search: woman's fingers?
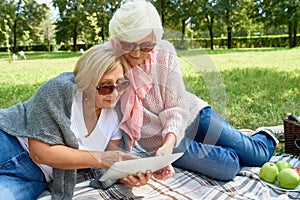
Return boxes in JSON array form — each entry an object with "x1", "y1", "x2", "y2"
[
  {"x1": 136, "y1": 170, "x2": 152, "y2": 185},
  {"x1": 153, "y1": 165, "x2": 174, "y2": 180},
  {"x1": 121, "y1": 171, "x2": 152, "y2": 187}
]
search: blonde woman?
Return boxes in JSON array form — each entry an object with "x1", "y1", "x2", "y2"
[{"x1": 0, "y1": 44, "x2": 151, "y2": 199}]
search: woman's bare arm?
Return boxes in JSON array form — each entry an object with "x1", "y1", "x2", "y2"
[{"x1": 28, "y1": 138, "x2": 137, "y2": 170}]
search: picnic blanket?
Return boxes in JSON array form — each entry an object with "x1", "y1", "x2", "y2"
[{"x1": 38, "y1": 153, "x2": 300, "y2": 200}]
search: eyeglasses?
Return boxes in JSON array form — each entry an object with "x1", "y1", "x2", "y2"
[
  {"x1": 119, "y1": 41, "x2": 156, "y2": 52},
  {"x1": 96, "y1": 79, "x2": 130, "y2": 95}
]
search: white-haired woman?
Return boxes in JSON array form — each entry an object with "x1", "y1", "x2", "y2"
[
  {"x1": 108, "y1": 0, "x2": 279, "y2": 181},
  {"x1": 0, "y1": 44, "x2": 152, "y2": 200}
]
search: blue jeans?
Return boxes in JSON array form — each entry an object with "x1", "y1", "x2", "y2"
[
  {"x1": 173, "y1": 107, "x2": 275, "y2": 181},
  {"x1": 0, "y1": 130, "x2": 47, "y2": 200}
]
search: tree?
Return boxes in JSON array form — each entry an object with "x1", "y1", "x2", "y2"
[
  {"x1": 154, "y1": 0, "x2": 197, "y2": 49},
  {"x1": 0, "y1": 0, "x2": 48, "y2": 53},
  {"x1": 253, "y1": 0, "x2": 300, "y2": 48},
  {"x1": 216, "y1": 0, "x2": 239, "y2": 49},
  {"x1": 193, "y1": 0, "x2": 218, "y2": 50},
  {"x1": 53, "y1": 0, "x2": 121, "y2": 51},
  {"x1": 0, "y1": 1, "x2": 14, "y2": 54},
  {"x1": 84, "y1": 0, "x2": 121, "y2": 44},
  {"x1": 39, "y1": 11, "x2": 56, "y2": 51},
  {"x1": 53, "y1": 0, "x2": 88, "y2": 52},
  {"x1": 282, "y1": 0, "x2": 299, "y2": 48}
]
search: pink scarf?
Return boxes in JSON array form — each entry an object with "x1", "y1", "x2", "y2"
[{"x1": 120, "y1": 52, "x2": 155, "y2": 150}]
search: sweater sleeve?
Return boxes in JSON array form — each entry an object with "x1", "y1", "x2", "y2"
[{"x1": 156, "y1": 41, "x2": 190, "y2": 146}]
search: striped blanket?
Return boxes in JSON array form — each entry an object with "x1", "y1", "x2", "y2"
[{"x1": 39, "y1": 153, "x2": 300, "y2": 200}]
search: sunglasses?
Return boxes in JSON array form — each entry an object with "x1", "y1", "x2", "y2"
[
  {"x1": 96, "y1": 79, "x2": 130, "y2": 95},
  {"x1": 119, "y1": 41, "x2": 156, "y2": 52}
]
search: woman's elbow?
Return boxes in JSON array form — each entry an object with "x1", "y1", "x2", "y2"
[
  {"x1": 29, "y1": 150, "x2": 46, "y2": 164},
  {"x1": 28, "y1": 139, "x2": 50, "y2": 164}
]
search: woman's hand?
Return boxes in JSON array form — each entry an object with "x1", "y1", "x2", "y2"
[
  {"x1": 156, "y1": 132, "x2": 176, "y2": 156},
  {"x1": 118, "y1": 171, "x2": 152, "y2": 187},
  {"x1": 153, "y1": 165, "x2": 175, "y2": 180},
  {"x1": 153, "y1": 133, "x2": 176, "y2": 180},
  {"x1": 92, "y1": 150, "x2": 140, "y2": 169}
]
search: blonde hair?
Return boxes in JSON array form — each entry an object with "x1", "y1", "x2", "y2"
[
  {"x1": 73, "y1": 44, "x2": 127, "y2": 92},
  {"x1": 109, "y1": 0, "x2": 163, "y2": 43}
]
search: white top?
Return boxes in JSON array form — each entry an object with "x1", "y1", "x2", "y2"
[
  {"x1": 17, "y1": 91, "x2": 122, "y2": 182},
  {"x1": 70, "y1": 91, "x2": 122, "y2": 151}
]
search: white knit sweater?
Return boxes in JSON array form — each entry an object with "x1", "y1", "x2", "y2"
[{"x1": 135, "y1": 40, "x2": 209, "y2": 152}]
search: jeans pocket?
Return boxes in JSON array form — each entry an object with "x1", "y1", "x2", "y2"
[
  {"x1": 0, "y1": 160, "x2": 15, "y2": 170},
  {"x1": 0, "y1": 151, "x2": 28, "y2": 171}
]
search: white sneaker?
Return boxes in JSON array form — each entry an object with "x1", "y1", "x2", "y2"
[{"x1": 254, "y1": 125, "x2": 284, "y2": 146}]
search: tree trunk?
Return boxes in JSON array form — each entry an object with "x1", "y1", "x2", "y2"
[
  {"x1": 13, "y1": 19, "x2": 17, "y2": 53},
  {"x1": 180, "y1": 19, "x2": 186, "y2": 49},
  {"x1": 161, "y1": 0, "x2": 165, "y2": 27},
  {"x1": 48, "y1": 40, "x2": 51, "y2": 52},
  {"x1": 293, "y1": 28, "x2": 297, "y2": 48},
  {"x1": 13, "y1": 0, "x2": 22, "y2": 54},
  {"x1": 227, "y1": 26, "x2": 232, "y2": 49},
  {"x1": 101, "y1": 24, "x2": 105, "y2": 42},
  {"x1": 293, "y1": 19, "x2": 297, "y2": 48},
  {"x1": 207, "y1": 15, "x2": 214, "y2": 50},
  {"x1": 225, "y1": 5, "x2": 232, "y2": 49},
  {"x1": 73, "y1": 25, "x2": 77, "y2": 52},
  {"x1": 73, "y1": 5, "x2": 78, "y2": 52},
  {"x1": 288, "y1": 22, "x2": 293, "y2": 48}
]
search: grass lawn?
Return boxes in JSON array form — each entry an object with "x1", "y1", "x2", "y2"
[
  {"x1": 0, "y1": 51, "x2": 80, "y2": 108},
  {"x1": 0, "y1": 47, "x2": 299, "y2": 153},
  {"x1": 177, "y1": 48, "x2": 300, "y2": 130}
]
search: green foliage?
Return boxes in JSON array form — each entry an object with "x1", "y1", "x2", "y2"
[
  {"x1": 252, "y1": 0, "x2": 300, "y2": 48},
  {"x1": 1, "y1": 0, "x2": 300, "y2": 51},
  {"x1": 167, "y1": 35, "x2": 300, "y2": 49},
  {"x1": 0, "y1": 0, "x2": 48, "y2": 52},
  {"x1": 53, "y1": 0, "x2": 121, "y2": 50}
]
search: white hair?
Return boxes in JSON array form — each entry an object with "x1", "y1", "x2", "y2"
[{"x1": 109, "y1": 0, "x2": 164, "y2": 43}]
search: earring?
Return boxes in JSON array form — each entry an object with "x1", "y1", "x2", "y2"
[{"x1": 83, "y1": 93, "x2": 88, "y2": 101}]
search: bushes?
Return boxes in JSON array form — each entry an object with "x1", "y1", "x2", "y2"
[
  {"x1": 0, "y1": 44, "x2": 54, "y2": 52},
  {"x1": 0, "y1": 35, "x2": 299, "y2": 52},
  {"x1": 169, "y1": 35, "x2": 299, "y2": 49}
]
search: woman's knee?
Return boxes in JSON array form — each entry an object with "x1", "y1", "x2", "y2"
[
  {"x1": 174, "y1": 147, "x2": 241, "y2": 181},
  {"x1": 209, "y1": 150, "x2": 241, "y2": 181}
]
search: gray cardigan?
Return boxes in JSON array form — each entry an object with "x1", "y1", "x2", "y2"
[{"x1": 0, "y1": 72, "x2": 130, "y2": 199}]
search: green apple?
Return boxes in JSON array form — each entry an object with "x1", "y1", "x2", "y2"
[
  {"x1": 276, "y1": 160, "x2": 292, "y2": 172},
  {"x1": 277, "y1": 168, "x2": 300, "y2": 189},
  {"x1": 260, "y1": 162, "x2": 279, "y2": 183}
]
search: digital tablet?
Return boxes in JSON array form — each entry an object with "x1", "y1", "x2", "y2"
[{"x1": 99, "y1": 152, "x2": 184, "y2": 181}]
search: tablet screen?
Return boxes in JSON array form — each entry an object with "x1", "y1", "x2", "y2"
[{"x1": 99, "y1": 153, "x2": 184, "y2": 181}]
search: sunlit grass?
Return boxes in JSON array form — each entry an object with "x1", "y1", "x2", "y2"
[
  {"x1": 0, "y1": 52, "x2": 79, "y2": 107},
  {"x1": 178, "y1": 47, "x2": 300, "y2": 130}
]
